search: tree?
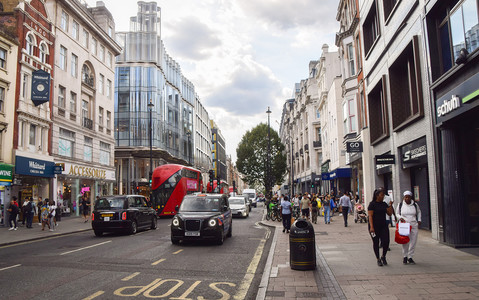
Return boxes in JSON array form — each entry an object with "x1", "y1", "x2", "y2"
[{"x1": 236, "y1": 123, "x2": 287, "y2": 194}]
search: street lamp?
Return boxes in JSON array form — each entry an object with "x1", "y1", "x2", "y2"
[
  {"x1": 148, "y1": 99, "x2": 154, "y2": 187},
  {"x1": 266, "y1": 106, "x2": 271, "y2": 199},
  {"x1": 291, "y1": 138, "x2": 294, "y2": 198},
  {"x1": 186, "y1": 130, "x2": 191, "y2": 165}
]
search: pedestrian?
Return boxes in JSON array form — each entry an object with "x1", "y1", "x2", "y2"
[
  {"x1": 292, "y1": 194, "x2": 300, "y2": 219},
  {"x1": 81, "y1": 195, "x2": 90, "y2": 222},
  {"x1": 322, "y1": 195, "x2": 331, "y2": 224},
  {"x1": 26, "y1": 197, "x2": 36, "y2": 228},
  {"x1": 8, "y1": 197, "x2": 19, "y2": 230},
  {"x1": 40, "y1": 199, "x2": 50, "y2": 231},
  {"x1": 280, "y1": 196, "x2": 292, "y2": 233},
  {"x1": 339, "y1": 192, "x2": 352, "y2": 227},
  {"x1": 37, "y1": 197, "x2": 43, "y2": 225},
  {"x1": 300, "y1": 193, "x2": 311, "y2": 220},
  {"x1": 48, "y1": 199, "x2": 57, "y2": 231},
  {"x1": 21, "y1": 198, "x2": 29, "y2": 226},
  {"x1": 311, "y1": 195, "x2": 320, "y2": 224},
  {"x1": 368, "y1": 189, "x2": 394, "y2": 266},
  {"x1": 396, "y1": 191, "x2": 422, "y2": 265}
]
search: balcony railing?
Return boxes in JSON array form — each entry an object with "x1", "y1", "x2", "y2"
[
  {"x1": 304, "y1": 144, "x2": 309, "y2": 152},
  {"x1": 300, "y1": 148, "x2": 304, "y2": 156},
  {"x1": 83, "y1": 117, "x2": 93, "y2": 130},
  {"x1": 313, "y1": 140, "x2": 322, "y2": 148}
]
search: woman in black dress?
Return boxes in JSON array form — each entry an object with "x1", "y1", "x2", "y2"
[{"x1": 368, "y1": 189, "x2": 394, "y2": 266}]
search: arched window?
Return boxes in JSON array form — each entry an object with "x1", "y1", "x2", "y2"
[
  {"x1": 82, "y1": 64, "x2": 94, "y2": 87},
  {"x1": 39, "y1": 42, "x2": 48, "y2": 63},
  {"x1": 26, "y1": 34, "x2": 35, "y2": 56}
]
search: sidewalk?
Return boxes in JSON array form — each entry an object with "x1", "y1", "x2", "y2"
[
  {"x1": 259, "y1": 210, "x2": 479, "y2": 300},
  {"x1": 0, "y1": 215, "x2": 92, "y2": 247}
]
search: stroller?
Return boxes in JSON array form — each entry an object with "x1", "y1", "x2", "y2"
[{"x1": 354, "y1": 203, "x2": 367, "y2": 223}]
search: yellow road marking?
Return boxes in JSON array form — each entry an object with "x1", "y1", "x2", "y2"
[
  {"x1": 233, "y1": 239, "x2": 266, "y2": 299},
  {"x1": 173, "y1": 249, "x2": 183, "y2": 255},
  {"x1": 122, "y1": 272, "x2": 140, "y2": 281},
  {"x1": 82, "y1": 291, "x2": 104, "y2": 300},
  {"x1": 151, "y1": 258, "x2": 166, "y2": 265}
]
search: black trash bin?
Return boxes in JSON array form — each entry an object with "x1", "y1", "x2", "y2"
[{"x1": 290, "y1": 218, "x2": 316, "y2": 270}]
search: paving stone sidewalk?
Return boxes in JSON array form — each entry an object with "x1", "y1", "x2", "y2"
[{"x1": 260, "y1": 209, "x2": 479, "y2": 300}]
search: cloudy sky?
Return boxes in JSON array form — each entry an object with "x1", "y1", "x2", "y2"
[{"x1": 86, "y1": 0, "x2": 339, "y2": 162}]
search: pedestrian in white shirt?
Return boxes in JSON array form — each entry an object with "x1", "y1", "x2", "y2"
[
  {"x1": 396, "y1": 191, "x2": 422, "y2": 265},
  {"x1": 48, "y1": 199, "x2": 57, "y2": 231}
]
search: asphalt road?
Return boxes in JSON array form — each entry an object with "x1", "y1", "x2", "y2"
[{"x1": 0, "y1": 204, "x2": 272, "y2": 300}]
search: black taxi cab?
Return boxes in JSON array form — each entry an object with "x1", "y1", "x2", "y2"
[
  {"x1": 171, "y1": 194, "x2": 232, "y2": 245},
  {"x1": 92, "y1": 195, "x2": 157, "y2": 236}
]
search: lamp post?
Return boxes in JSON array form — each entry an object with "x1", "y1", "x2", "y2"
[
  {"x1": 186, "y1": 130, "x2": 191, "y2": 165},
  {"x1": 266, "y1": 106, "x2": 271, "y2": 199},
  {"x1": 291, "y1": 139, "x2": 294, "y2": 198},
  {"x1": 148, "y1": 99, "x2": 154, "y2": 188}
]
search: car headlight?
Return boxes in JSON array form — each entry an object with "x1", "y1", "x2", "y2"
[
  {"x1": 172, "y1": 218, "x2": 180, "y2": 227},
  {"x1": 208, "y1": 219, "x2": 217, "y2": 227}
]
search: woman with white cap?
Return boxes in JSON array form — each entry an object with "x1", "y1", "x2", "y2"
[{"x1": 396, "y1": 190, "x2": 422, "y2": 265}]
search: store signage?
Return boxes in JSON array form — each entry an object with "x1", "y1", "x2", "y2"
[
  {"x1": 15, "y1": 156, "x2": 55, "y2": 178},
  {"x1": 400, "y1": 137, "x2": 427, "y2": 168},
  {"x1": 31, "y1": 69, "x2": 51, "y2": 106},
  {"x1": 346, "y1": 141, "x2": 363, "y2": 153},
  {"x1": 53, "y1": 166, "x2": 63, "y2": 174},
  {"x1": 375, "y1": 154, "x2": 395, "y2": 165},
  {"x1": 60, "y1": 162, "x2": 115, "y2": 180},
  {"x1": 0, "y1": 164, "x2": 13, "y2": 182},
  {"x1": 437, "y1": 95, "x2": 460, "y2": 118}
]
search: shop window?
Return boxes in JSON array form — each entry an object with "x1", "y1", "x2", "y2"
[
  {"x1": 363, "y1": 1, "x2": 380, "y2": 57},
  {"x1": 383, "y1": 0, "x2": 400, "y2": 22},
  {"x1": 368, "y1": 76, "x2": 389, "y2": 144},
  {"x1": 389, "y1": 36, "x2": 424, "y2": 131},
  {"x1": 59, "y1": 128, "x2": 75, "y2": 158},
  {"x1": 58, "y1": 86, "x2": 65, "y2": 109},
  {"x1": 60, "y1": 46, "x2": 67, "y2": 71}
]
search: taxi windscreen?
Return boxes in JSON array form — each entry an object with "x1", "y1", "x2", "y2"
[
  {"x1": 180, "y1": 197, "x2": 220, "y2": 212},
  {"x1": 228, "y1": 198, "x2": 244, "y2": 205},
  {"x1": 95, "y1": 198, "x2": 126, "y2": 210}
]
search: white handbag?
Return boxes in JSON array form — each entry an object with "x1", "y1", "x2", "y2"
[{"x1": 398, "y1": 222, "x2": 411, "y2": 236}]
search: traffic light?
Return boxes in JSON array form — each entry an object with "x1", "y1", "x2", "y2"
[
  {"x1": 208, "y1": 170, "x2": 214, "y2": 190},
  {"x1": 311, "y1": 183, "x2": 315, "y2": 188}
]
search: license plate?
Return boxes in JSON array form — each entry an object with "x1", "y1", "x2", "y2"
[
  {"x1": 185, "y1": 231, "x2": 200, "y2": 237},
  {"x1": 102, "y1": 214, "x2": 113, "y2": 217},
  {"x1": 104, "y1": 217, "x2": 110, "y2": 222}
]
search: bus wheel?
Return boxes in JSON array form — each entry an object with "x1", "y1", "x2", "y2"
[{"x1": 151, "y1": 217, "x2": 158, "y2": 230}]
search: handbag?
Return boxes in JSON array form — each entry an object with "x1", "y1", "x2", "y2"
[
  {"x1": 398, "y1": 222, "x2": 411, "y2": 236},
  {"x1": 395, "y1": 223, "x2": 410, "y2": 244}
]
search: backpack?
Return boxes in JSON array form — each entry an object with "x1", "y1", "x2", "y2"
[
  {"x1": 24, "y1": 201, "x2": 32, "y2": 213},
  {"x1": 399, "y1": 201, "x2": 418, "y2": 220},
  {"x1": 311, "y1": 199, "x2": 318, "y2": 207}
]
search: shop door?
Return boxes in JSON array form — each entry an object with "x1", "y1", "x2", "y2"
[{"x1": 411, "y1": 166, "x2": 431, "y2": 230}]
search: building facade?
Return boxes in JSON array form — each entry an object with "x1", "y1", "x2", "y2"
[
  {"x1": 45, "y1": 0, "x2": 121, "y2": 215},
  {"x1": 194, "y1": 95, "x2": 212, "y2": 174},
  {"x1": 211, "y1": 120, "x2": 226, "y2": 182},
  {"x1": 114, "y1": 2, "x2": 195, "y2": 196}
]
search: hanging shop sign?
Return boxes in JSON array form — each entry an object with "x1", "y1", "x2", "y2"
[
  {"x1": 329, "y1": 168, "x2": 352, "y2": 179},
  {"x1": 31, "y1": 69, "x2": 51, "y2": 106},
  {"x1": 0, "y1": 163, "x2": 14, "y2": 186},
  {"x1": 15, "y1": 156, "x2": 55, "y2": 178},
  {"x1": 375, "y1": 154, "x2": 394, "y2": 175},
  {"x1": 346, "y1": 141, "x2": 363, "y2": 153},
  {"x1": 400, "y1": 137, "x2": 427, "y2": 169}
]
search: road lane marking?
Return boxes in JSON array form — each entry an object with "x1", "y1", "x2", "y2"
[
  {"x1": 0, "y1": 264, "x2": 21, "y2": 271},
  {"x1": 60, "y1": 240, "x2": 112, "y2": 255},
  {"x1": 122, "y1": 272, "x2": 140, "y2": 281},
  {"x1": 151, "y1": 258, "x2": 166, "y2": 266},
  {"x1": 233, "y1": 239, "x2": 266, "y2": 300},
  {"x1": 173, "y1": 249, "x2": 183, "y2": 255},
  {"x1": 82, "y1": 291, "x2": 104, "y2": 300}
]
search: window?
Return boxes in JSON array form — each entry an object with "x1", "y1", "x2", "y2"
[
  {"x1": 99, "y1": 106, "x2": 104, "y2": 126},
  {"x1": 22, "y1": 74, "x2": 29, "y2": 99},
  {"x1": 72, "y1": 20, "x2": 79, "y2": 40},
  {"x1": 70, "y1": 92, "x2": 77, "y2": 113},
  {"x1": 355, "y1": 35, "x2": 362, "y2": 72},
  {"x1": 0, "y1": 48, "x2": 6, "y2": 69},
  {"x1": 60, "y1": 46, "x2": 67, "y2": 70},
  {"x1": 91, "y1": 38, "x2": 97, "y2": 55},
  {"x1": 347, "y1": 43, "x2": 355, "y2": 76},
  {"x1": 363, "y1": 1, "x2": 380, "y2": 56},
  {"x1": 61, "y1": 11, "x2": 69, "y2": 31},
  {"x1": 360, "y1": 91, "x2": 367, "y2": 128},
  {"x1": 26, "y1": 34, "x2": 35, "y2": 56},
  {"x1": 84, "y1": 136, "x2": 93, "y2": 162},
  {"x1": 99, "y1": 74, "x2": 104, "y2": 94},
  {"x1": 389, "y1": 36, "x2": 423, "y2": 130},
  {"x1": 108, "y1": 26, "x2": 113, "y2": 37},
  {"x1": 82, "y1": 100, "x2": 89, "y2": 119},
  {"x1": 383, "y1": 0, "x2": 399, "y2": 21},
  {"x1": 82, "y1": 64, "x2": 94, "y2": 87},
  {"x1": 106, "y1": 111, "x2": 111, "y2": 129},
  {"x1": 99, "y1": 45, "x2": 105, "y2": 61},
  {"x1": 82, "y1": 29, "x2": 89, "y2": 48},
  {"x1": 348, "y1": 99, "x2": 357, "y2": 133},
  {"x1": 0, "y1": 87, "x2": 4, "y2": 113},
  {"x1": 106, "y1": 79, "x2": 111, "y2": 98},
  {"x1": 368, "y1": 76, "x2": 389, "y2": 144},
  {"x1": 71, "y1": 54, "x2": 78, "y2": 77},
  {"x1": 29, "y1": 124, "x2": 36, "y2": 146},
  {"x1": 39, "y1": 43, "x2": 48, "y2": 63},
  {"x1": 100, "y1": 142, "x2": 110, "y2": 165},
  {"x1": 59, "y1": 128, "x2": 75, "y2": 158},
  {"x1": 58, "y1": 86, "x2": 66, "y2": 108},
  {"x1": 343, "y1": 102, "x2": 349, "y2": 134},
  {"x1": 107, "y1": 52, "x2": 112, "y2": 68},
  {"x1": 316, "y1": 127, "x2": 321, "y2": 142}
]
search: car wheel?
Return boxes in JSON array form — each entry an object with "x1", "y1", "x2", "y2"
[
  {"x1": 216, "y1": 229, "x2": 224, "y2": 245},
  {"x1": 171, "y1": 237, "x2": 180, "y2": 245},
  {"x1": 227, "y1": 223, "x2": 232, "y2": 238},
  {"x1": 130, "y1": 220, "x2": 138, "y2": 235},
  {"x1": 94, "y1": 230, "x2": 103, "y2": 237},
  {"x1": 151, "y1": 216, "x2": 158, "y2": 230}
]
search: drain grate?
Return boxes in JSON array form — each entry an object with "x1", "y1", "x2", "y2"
[{"x1": 265, "y1": 291, "x2": 285, "y2": 297}]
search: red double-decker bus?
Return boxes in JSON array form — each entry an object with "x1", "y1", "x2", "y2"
[
  {"x1": 206, "y1": 180, "x2": 229, "y2": 194},
  {"x1": 151, "y1": 164, "x2": 203, "y2": 216}
]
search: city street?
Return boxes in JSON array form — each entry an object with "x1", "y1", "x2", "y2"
[{"x1": 0, "y1": 206, "x2": 271, "y2": 300}]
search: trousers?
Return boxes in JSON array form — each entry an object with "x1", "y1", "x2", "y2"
[
  {"x1": 342, "y1": 207, "x2": 349, "y2": 226},
  {"x1": 323, "y1": 206, "x2": 330, "y2": 223},
  {"x1": 282, "y1": 213, "x2": 291, "y2": 230},
  {"x1": 402, "y1": 224, "x2": 419, "y2": 258}
]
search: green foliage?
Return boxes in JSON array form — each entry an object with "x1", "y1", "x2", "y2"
[{"x1": 236, "y1": 123, "x2": 287, "y2": 189}]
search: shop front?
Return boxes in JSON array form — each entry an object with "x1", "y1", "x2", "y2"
[
  {"x1": 56, "y1": 162, "x2": 115, "y2": 217},
  {"x1": 0, "y1": 163, "x2": 14, "y2": 226},
  {"x1": 399, "y1": 137, "x2": 431, "y2": 230},
  {"x1": 346, "y1": 142, "x2": 364, "y2": 202},
  {"x1": 329, "y1": 168, "x2": 352, "y2": 195},
  {"x1": 375, "y1": 154, "x2": 395, "y2": 192}
]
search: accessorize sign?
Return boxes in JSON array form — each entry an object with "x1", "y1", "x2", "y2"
[{"x1": 61, "y1": 162, "x2": 115, "y2": 180}]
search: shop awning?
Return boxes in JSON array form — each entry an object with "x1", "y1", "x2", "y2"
[{"x1": 329, "y1": 168, "x2": 351, "y2": 179}]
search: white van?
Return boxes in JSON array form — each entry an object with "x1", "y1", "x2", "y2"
[{"x1": 243, "y1": 189, "x2": 257, "y2": 208}]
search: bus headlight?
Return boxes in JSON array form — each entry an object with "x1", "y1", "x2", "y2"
[
  {"x1": 208, "y1": 219, "x2": 217, "y2": 227},
  {"x1": 172, "y1": 218, "x2": 180, "y2": 227}
]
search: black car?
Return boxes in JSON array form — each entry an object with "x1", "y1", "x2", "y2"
[
  {"x1": 92, "y1": 195, "x2": 157, "y2": 236},
  {"x1": 171, "y1": 194, "x2": 232, "y2": 245}
]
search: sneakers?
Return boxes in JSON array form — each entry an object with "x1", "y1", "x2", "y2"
[
  {"x1": 14, "y1": 227, "x2": 17, "y2": 231},
  {"x1": 283, "y1": 228, "x2": 285, "y2": 233},
  {"x1": 8, "y1": 227, "x2": 14, "y2": 231},
  {"x1": 403, "y1": 257, "x2": 408, "y2": 264},
  {"x1": 408, "y1": 258, "x2": 416, "y2": 265},
  {"x1": 381, "y1": 256, "x2": 388, "y2": 266},
  {"x1": 377, "y1": 259, "x2": 383, "y2": 267},
  {"x1": 49, "y1": 229, "x2": 54, "y2": 232}
]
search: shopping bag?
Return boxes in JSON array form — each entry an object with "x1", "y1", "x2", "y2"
[
  {"x1": 395, "y1": 227, "x2": 410, "y2": 244},
  {"x1": 398, "y1": 222, "x2": 411, "y2": 236}
]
